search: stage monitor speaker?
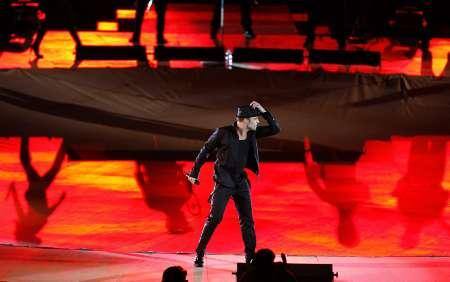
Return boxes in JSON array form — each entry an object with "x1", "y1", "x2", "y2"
[
  {"x1": 233, "y1": 48, "x2": 304, "y2": 63},
  {"x1": 235, "y1": 262, "x2": 337, "y2": 282},
  {"x1": 75, "y1": 45, "x2": 147, "y2": 62},
  {"x1": 154, "y1": 46, "x2": 225, "y2": 61},
  {"x1": 309, "y1": 49, "x2": 381, "y2": 66}
]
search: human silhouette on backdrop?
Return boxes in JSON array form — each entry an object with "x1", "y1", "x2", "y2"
[
  {"x1": 135, "y1": 160, "x2": 193, "y2": 234},
  {"x1": 303, "y1": 137, "x2": 370, "y2": 247},
  {"x1": 6, "y1": 137, "x2": 66, "y2": 244},
  {"x1": 393, "y1": 136, "x2": 448, "y2": 249}
]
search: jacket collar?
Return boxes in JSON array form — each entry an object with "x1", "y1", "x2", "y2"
[{"x1": 232, "y1": 122, "x2": 255, "y2": 139}]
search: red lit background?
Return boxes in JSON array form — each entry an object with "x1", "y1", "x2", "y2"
[{"x1": 1, "y1": 137, "x2": 448, "y2": 256}]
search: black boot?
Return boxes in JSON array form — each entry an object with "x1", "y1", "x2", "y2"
[
  {"x1": 194, "y1": 253, "x2": 204, "y2": 267},
  {"x1": 245, "y1": 253, "x2": 255, "y2": 264}
]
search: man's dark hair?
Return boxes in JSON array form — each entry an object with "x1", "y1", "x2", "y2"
[{"x1": 162, "y1": 265, "x2": 187, "y2": 282}]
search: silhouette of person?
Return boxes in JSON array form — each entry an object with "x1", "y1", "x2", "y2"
[
  {"x1": 239, "y1": 248, "x2": 297, "y2": 282},
  {"x1": 32, "y1": 0, "x2": 81, "y2": 59},
  {"x1": 303, "y1": 137, "x2": 370, "y2": 247},
  {"x1": 135, "y1": 161, "x2": 193, "y2": 234},
  {"x1": 130, "y1": 0, "x2": 168, "y2": 46},
  {"x1": 393, "y1": 136, "x2": 448, "y2": 249},
  {"x1": 7, "y1": 137, "x2": 66, "y2": 244}
]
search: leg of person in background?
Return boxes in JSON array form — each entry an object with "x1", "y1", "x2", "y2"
[
  {"x1": 421, "y1": 0, "x2": 432, "y2": 59},
  {"x1": 155, "y1": 0, "x2": 168, "y2": 45},
  {"x1": 241, "y1": 0, "x2": 255, "y2": 39},
  {"x1": 130, "y1": 0, "x2": 148, "y2": 45},
  {"x1": 210, "y1": 0, "x2": 222, "y2": 41},
  {"x1": 61, "y1": 0, "x2": 81, "y2": 48},
  {"x1": 304, "y1": 0, "x2": 318, "y2": 50},
  {"x1": 32, "y1": 21, "x2": 46, "y2": 58}
]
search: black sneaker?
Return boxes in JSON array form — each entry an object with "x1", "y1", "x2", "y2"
[
  {"x1": 194, "y1": 255, "x2": 204, "y2": 267},
  {"x1": 245, "y1": 254, "x2": 255, "y2": 264},
  {"x1": 243, "y1": 29, "x2": 256, "y2": 39}
]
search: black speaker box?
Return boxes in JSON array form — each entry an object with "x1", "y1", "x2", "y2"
[
  {"x1": 309, "y1": 49, "x2": 381, "y2": 66},
  {"x1": 75, "y1": 45, "x2": 147, "y2": 62},
  {"x1": 154, "y1": 46, "x2": 225, "y2": 61},
  {"x1": 236, "y1": 262, "x2": 336, "y2": 282},
  {"x1": 233, "y1": 48, "x2": 304, "y2": 63}
]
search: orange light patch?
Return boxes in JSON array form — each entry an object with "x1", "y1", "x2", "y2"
[
  {"x1": 117, "y1": 9, "x2": 136, "y2": 19},
  {"x1": 97, "y1": 22, "x2": 119, "y2": 32}
]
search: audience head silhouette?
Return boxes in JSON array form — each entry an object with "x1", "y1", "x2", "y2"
[
  {"x1": 162, "y1": 266, "x2": 188, "y2": 282},
  {"x1": 253, "y1": 248, "x2": 276, "y2": 267}
]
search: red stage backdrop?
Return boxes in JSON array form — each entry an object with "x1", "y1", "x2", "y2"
[{"x1": 0, "y1": 137, "x2": 449, "y2": 256}]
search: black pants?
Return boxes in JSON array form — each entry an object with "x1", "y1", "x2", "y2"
[
  {"x1": 33, "y1": 0, "x2": 81, "y2": 52},
  {"x1": 196, "y1": 181, "x2": 256, "y2": 258},
  {"x1": 132, "y1": 0, "x2": 168, "y2": 41},
  {"x1": 211, "y1": 0, "x2": 252, "y2": 33}
]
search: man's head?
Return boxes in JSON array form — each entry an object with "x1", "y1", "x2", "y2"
[{"x1": 236, "y1": 105, "x2": 261, "y2": 131}]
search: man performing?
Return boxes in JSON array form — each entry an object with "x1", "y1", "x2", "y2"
[
  {"x1": 130, "y1": 0, "x2": 168, "y2": 46},
  {"x1": 187, "y1": 101, "x2": 280, "y2": 267}
]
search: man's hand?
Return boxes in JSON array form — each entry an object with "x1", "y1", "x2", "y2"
[
  {"x1": 186, "y1": 174, "x2": 200, "y2": 185},
  {"x1": 250, "y1": 101, "x2": 266, "y2": 113}
]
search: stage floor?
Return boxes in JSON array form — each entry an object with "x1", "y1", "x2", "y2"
[
  {"x1": 0, "y1": 3, "x2": 449, "y2": 76},
  {"x1": 0, "y1": 245, "x2": 449, "y2": 282}
]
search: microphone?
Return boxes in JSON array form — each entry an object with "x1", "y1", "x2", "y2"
[{"x1": 185, "y1": 174, "x2": 200, "y2": 185}]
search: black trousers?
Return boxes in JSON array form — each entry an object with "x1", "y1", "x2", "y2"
[
  {"x1": 196, "y1": 181, "x2": 256, "y2": 258},
  {"x1": 132, "y1": 0, "x2": 168, "y2": 41},
  {"x1": 33, "y1": 0, "x2": 81, "y2": 52},
  {"x1": 211, "y1": 0, "x2": 252, "y2": 33}
]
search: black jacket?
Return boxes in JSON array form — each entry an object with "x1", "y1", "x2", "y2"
[{"x1": 190, "y1": 111, "x2": 280, "y2": 187}]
